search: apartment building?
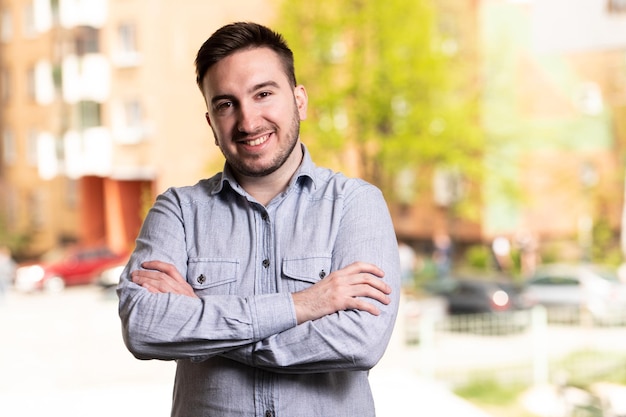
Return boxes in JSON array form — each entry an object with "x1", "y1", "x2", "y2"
[
  {"x1": 0, "y1": 0, "x2": 273, "y2": 258},
  {"x1": 479, "y1": 0, "x2": 626, "y2": 258},
  {"x1": 1, "y1": 0, "x2": 625, "y2": 263}
]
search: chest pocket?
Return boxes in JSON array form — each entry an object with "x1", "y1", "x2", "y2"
[
  {"x1": 282, "y1": 256, "x2": 332, "y2": 293},
  {"x1": 187, "y1": 258, "x2": 238, "y2": 295}
]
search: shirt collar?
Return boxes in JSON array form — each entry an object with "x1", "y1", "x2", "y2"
[{"x1": 211, "y1": 143, "x2": 317, "y2": 195}]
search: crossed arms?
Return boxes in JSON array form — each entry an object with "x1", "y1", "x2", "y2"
[
  {"x1": 132, "y1": 260, "x2": 391, "y2": 324},
  {"x1": 118, "y1": 182, "x2": 400, "y2": 372}
]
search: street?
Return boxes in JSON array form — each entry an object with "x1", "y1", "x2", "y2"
[{"x1": 0, "y1": 286, "x2": 489, "y2": 417}]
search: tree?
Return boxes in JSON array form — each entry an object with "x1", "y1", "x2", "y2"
[{"x1": 277, "y1": 0, "x2": 482, "y2": 209}]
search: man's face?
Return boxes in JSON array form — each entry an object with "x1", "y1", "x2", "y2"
[{"x1": 201, "y1": 47, "x2": 307, "y2": 178}]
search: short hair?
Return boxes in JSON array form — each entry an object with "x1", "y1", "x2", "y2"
[{"x1": 195, "y1": 22, "x2": 297, "y2": 89}]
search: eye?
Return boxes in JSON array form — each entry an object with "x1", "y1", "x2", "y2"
[
  {"x1": 257, "y1": 91, "x2": 272, "y2": 99},
  {"x1": 214, "y1": 100, "x2": 234, "y2": 114},
  {"x1": 216, "y1": 101, "x2": 233, "y2": 110}
]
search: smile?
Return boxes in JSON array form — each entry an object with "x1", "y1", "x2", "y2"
[{"x1": 243, "y1": 134, "x2": 270, "y2": 147}]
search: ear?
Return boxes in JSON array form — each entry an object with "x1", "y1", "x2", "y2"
[
  {"x1": 294, "y1": 85, "x2": 308, "y2": 121},
  {"x1": 205, "y1": 112, "x2": 219, "y2": 146}
]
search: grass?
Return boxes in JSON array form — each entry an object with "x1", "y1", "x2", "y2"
[
  {"x1": 452, "y1": 350, "x2": 626, "y2": 417},
  {"x1": 453, "y1": 377, "x2": 536, "y2": 417}
]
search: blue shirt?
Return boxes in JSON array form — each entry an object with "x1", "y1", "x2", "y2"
[{"x1": 118, "y1": 145, "x2": 401, "y2": 417}]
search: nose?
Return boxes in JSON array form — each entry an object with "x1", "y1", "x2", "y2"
[{"x1": 236, "y1": 101, "x2": 260, "y2": 134}]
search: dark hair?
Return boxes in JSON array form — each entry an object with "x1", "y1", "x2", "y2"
[{"x1": 195, "y1": 22, "x2": 296, "y2": 89}]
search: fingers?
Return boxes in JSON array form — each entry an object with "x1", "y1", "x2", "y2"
[
  {"x1": 131, "y1": 261, "x2": 197, "y2": 298},
  {"x1": 342, "y1": 261, "x2": 385, "y2": 279},
  {"x1": 349, "y1": 297, "x2": 383, "y2": 316},
  {"x1": 140, "y1": 260, "x2": 185, "y2": 281},
  {"x1": 292, "y1": 262, "x2": 392, "y2": 323}
]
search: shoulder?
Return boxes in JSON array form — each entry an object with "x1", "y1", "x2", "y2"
[
  {"x1": 311, "y1": 166, "x2": 384, "y2": 202},
  {"x1": 157, "y1": 173, "x2": 224, "y2": 205}
]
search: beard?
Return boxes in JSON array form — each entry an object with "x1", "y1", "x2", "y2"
[{"x1": 215, "y1": 102, "x2": 302, "y2": 178}]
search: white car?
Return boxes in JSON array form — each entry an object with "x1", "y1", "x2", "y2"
[{"x1": 523, "y1": 263, "x2": 626, "y2": 325}]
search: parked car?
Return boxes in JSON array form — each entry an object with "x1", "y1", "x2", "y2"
[
  {"x1": 97, "y1": 262, "x2": 126, "y2": 289},
  {"x1": 14, "y1": 246, "x2": 128, "y2": 293},
  {"x1": 425, "y1": 276, "x2": 535, "y2": 334},
  {"x1": 522, "y1": 263, "x2": 626, "y2": 325},
  {"x1": 427, "y1": 276, "x2": 534, "y2": 315}
]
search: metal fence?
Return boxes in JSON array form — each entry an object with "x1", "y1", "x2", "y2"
[{"x1": 402, "y1": 303, "x2": 626, "y2": 389}]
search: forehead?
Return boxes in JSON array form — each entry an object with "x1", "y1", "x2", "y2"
[{"x1": 201, "y1": 47, "x2": 288, "y2": 97}]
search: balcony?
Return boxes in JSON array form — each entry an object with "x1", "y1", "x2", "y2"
[
  {"x1": 59, "y1": 0, "x2": 107, "y2": 29},
  {"x1": 62, "y1": 54, "x2": 111, "y2": 103},
  {"x1": 63, "y1": 127, "x2": 112, "y2": 178}
]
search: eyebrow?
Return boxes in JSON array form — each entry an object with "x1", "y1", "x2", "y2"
[{"x1": 210, "y1": 81, "x2": 281, "y2": 106}]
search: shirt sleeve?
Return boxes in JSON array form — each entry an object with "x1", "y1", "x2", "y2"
[
  {"x1": 117, "y1": 189, "x2": 297, "y2": 361},
  {"x1": 221, "y1": 184, "x2": 401, "y2": 373}
]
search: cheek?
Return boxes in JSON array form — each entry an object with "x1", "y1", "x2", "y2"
[{"x1": 209, "y1": 117, "x2": 234, "y2": 138}]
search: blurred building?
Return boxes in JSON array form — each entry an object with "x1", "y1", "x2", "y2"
[
  {"x1": 0, "y1": 0, "x2": 625, "y2": 264},
  {"x1": 395, "y1": 0, "x2": 626, "y2": 263},
  {"x1": 479, "y1": 0, "x2": 626, "y2": 257},
  {"x1": 0, "y1": 0, "x2": 273, "y2": 257}
]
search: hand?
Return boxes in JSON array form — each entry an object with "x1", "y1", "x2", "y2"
[
  {"x1": 131, "y1": 260, "x2": 198, "y2": 298},
  {"x1": 291, "y1": 262, "x2": 391, "y2": 324}
]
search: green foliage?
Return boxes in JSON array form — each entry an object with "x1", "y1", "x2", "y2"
[
  {"x1": 592, "y1": 217, "x2": 621, "y2": 266},
  {"x1": 276, "y1": 0, "x2": 482, "y2": 204},
  {"x1": 465, "y1": 244, "x2": 492, "y2": 270},
  {"x1": 454, "y1": 375, "x2": 527, "y2": 406},
  {"x1": 0, "y1": 215, "x2": 33, "y2": 260}
]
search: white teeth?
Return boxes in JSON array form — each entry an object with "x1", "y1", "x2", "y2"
[{"x1": 245, "y1": 134, "x2": 269, "y2": 146}]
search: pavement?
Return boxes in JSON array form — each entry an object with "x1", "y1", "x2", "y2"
[{"x1": 0, "y1": 287, "x2": 491, "y2": 417}]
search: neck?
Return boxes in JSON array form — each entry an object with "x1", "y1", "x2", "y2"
[{"x1": 237, "y1": 145, "x2": 303, "y2": 206}]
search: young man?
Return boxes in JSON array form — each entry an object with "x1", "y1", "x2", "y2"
[{"x1": 118, "y1": 22, "x2": 400, "y2": 417}]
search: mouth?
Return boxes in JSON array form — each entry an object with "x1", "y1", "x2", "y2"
[{"x1": 241, "y1": 133, "x2": 271, "y2": 147}]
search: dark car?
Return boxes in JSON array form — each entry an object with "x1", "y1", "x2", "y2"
[
  {"x1": 426, "y1": 277, "x2": 535, "y2": 334},
  {"x1": 429, "y1": 278, "x2": 532, "y2": 315},
  {"x1": 15, "y1": 246, "x2": 128, "y2": 293}
]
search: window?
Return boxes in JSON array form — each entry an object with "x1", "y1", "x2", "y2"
[
  {"x1": 77, "y1": 100, "x2": 101, "y2": 128},
  {"x1": 26, "y1": 67, "x2": 36, "y2": 100},
  {"x1": 609, "y1": 0, "x2": 626, "y2": 12},
  {"x1": 124, "y1": 99, "x2": 142, "y2": 127},
  {"x1": 1, "y1": 9, "x2": 13, "y2": 42},
  {"x1": 113, "y1": 22, "x2": 141, "y2": 67},
  {"x1": 29, "y1": 188, "x2": 45, "y2": 229},
  {"x1": 23, "y1": 2, "x2": 36, "y2": 37},
  {"x1": 26, "y1": 129, "x2": 38, "y2": 166},
  {"x1": 118, "y1": 23, "x2": 137, "y2": 53},
  {"x1": 1, "y1": 68, "x2": 10, "y2": 102},
  {"x1": 75, "y1": 26, "x2": 99, "y2": 55},
  {"x1": 2, "y1": 129, "x2": 16, "y2": 165}
]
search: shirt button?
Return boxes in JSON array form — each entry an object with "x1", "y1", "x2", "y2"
[
  {"x1": 262, "y1": 259, "x2": 270, "y2": 268},
  {"x1": 261, "y1": 212, "x2": 269, "y2": 221},
  {"x1": 265, "y1": 411, "x2": 274, "y2": 417},
  {"x1": 197, "y1": 274, "x2": 206, "y2": 284},
  {"x1": 319, "y1": 269, "x2": 326, "y2": 278}
]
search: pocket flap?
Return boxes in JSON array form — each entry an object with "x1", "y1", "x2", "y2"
[
  {"x1": 282, "y1": 256, "x2": 331, "y2": 284},
  {"x1": 187, "y1": 258, "x2": 238, "y2": 290}
]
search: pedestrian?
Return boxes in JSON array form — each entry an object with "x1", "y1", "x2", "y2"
[
  {"x1": 398, "y1": 241, "x2": 418, "y2": 288},
  {"x1": 117, "y1": 22, "x2": 400, "y2": 417},
  {"x1": 492, "y1": 235, "x2": 513, "y2": 273},
  {"x1": 433, "y1": 232, "x2": 452, "y2": 279},
  {"x1": 0, "y1": 245, "x2": 16, "y2": 304}
]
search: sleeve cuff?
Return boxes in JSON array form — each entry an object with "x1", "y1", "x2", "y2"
[{"x1": 251, "y1": 292, "x2": 297, "y2": 340}]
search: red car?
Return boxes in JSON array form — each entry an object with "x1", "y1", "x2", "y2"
[{"x1": 15, "y1": 246, "x2": 127, "y2": 292}]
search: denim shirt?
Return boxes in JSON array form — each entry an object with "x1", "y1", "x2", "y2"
[{"x1": 118, "y1": 145, "x2": 401, "y2": 417}]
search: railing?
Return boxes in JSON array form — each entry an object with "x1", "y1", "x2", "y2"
[{"x1": 402, "y1": 303, "x2": 626, "y2": 389}]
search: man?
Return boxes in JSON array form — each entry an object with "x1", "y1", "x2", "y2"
[{"x1": 118, "y1": 21, "x2": 400, "y2": 417}]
